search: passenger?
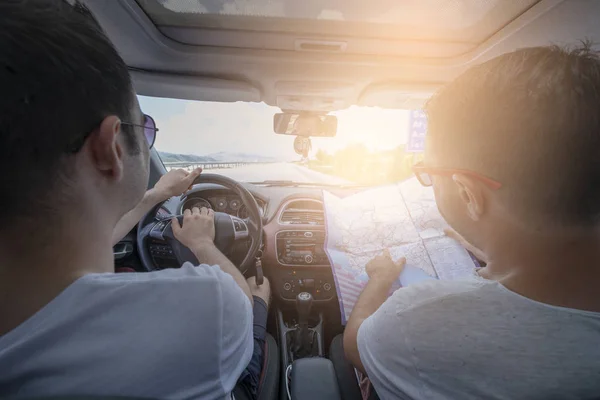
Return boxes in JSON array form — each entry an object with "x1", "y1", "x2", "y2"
[
  {"x1": 342, "y1": 45, "x2": 600, "y2": 399},
  {"x1": 0, "y1": 1, "x2": 269, "y2": 399}
]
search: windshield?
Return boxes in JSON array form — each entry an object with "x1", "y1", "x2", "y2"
[{"x1": 139, "y1": 96, "x2": 424, "y2": 186}]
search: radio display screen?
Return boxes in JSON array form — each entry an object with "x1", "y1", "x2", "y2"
[{"x1": 276, "y1": 230, "x2": 329, "y2": 266}]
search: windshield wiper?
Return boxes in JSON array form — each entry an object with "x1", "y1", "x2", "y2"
[{"x1": 248, "y1": 180, "x2": 365, "y2": 188}]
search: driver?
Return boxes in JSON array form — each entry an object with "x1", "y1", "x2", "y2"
[{"x1": 0, "y1": 2, "x2": 269, "y2": 399}]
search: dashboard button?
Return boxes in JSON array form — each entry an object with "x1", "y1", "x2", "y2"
[
  {"x1": 283, "y1": 282, "x2": 292, "y2": 291},
  {"x1": 323, "y1": 282, "x2": 332, "y2": 291},
  {"x1": 304, "y1": 255, "x2": 313, "y2": 264}
]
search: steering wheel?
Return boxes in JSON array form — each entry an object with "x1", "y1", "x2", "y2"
[{"x1": 137, "y1": 174, "x2": 263, "y2": 274}]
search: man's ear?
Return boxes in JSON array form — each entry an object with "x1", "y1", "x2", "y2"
[
  {"x1": 86, "y1": 115, "x2": 124, "y2": 181},
  {"x1": 452, "y1": 174, "x2": 486, "y2": 221}
]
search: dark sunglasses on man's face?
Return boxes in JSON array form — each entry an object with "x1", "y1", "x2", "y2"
[
  {"x1": 67, "y1": 113, "x2": 158, "y2": 153},
  {"x1": 122, "y1": 114, "x2": 158, "y2": 149}
]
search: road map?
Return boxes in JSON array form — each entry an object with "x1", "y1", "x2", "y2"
[{"x1": 323, "y1": 177, "x2": 479, "y2": 324}]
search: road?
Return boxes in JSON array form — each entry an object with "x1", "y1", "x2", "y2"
[{"x1": 205, "y1": 162, "x2": 350, "y2": 185}]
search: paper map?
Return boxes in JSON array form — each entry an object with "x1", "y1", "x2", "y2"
[{"x1": 323, "y1": 178, "x2": 479, "y2": 324}]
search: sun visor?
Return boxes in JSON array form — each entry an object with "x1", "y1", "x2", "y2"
[
  {"x1": 131, "y1": 71, "x2": 261, "y2": 103},
  {"x1": 359, "y1": 83, "x2": 440, "y2": 110}
]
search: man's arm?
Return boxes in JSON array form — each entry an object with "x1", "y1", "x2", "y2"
[
  {"x1": 111, "y1": 188, "x2": 164, "y2": 245},
  {"x1": 189, "y1": 241, "x2": 253, "y2": 305},
  {"x1": 343, "y1": 250, "x2": 405, "y2": 374},
  {"x1": 111, "y1": 168, "x2": 202, "y2": 246},
  {"x1": 171, "y1": 207, "x2": 253, "y2": 305}
]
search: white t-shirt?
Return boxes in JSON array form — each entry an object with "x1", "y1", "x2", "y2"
[
  {"x1": 357, "y1": 278, "x2": 600, "y2": 400},
  {"x1": 0, "y1": 263, "x2": 253, "y2": 399}
]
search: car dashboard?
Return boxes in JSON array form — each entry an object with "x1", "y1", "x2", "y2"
[{"x1": 118, "y1": 182, "x2": 366, "y2": 306}]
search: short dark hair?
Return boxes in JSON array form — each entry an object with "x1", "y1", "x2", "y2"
[
  {"x1": 0, "y1": 0, "x2": 136, "y2": 225},
  {"x1": 426, "y1": 43, "x2": 600, "y2": 227}
]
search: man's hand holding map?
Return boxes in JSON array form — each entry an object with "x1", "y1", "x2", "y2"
[{"x1": 323, "y1": 177, "x2": 479, "y2": 324}]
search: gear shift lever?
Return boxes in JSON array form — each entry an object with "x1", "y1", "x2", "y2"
[
  {"x1": 296, "y1": 292, "x2": 313, "y2": 326},
  {"x1": 293, "y1": 292, "x2": 313, "y2": 358}
]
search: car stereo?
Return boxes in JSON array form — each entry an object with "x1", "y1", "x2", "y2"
[{"x1": 276, "y1": 230, "x2": 329, "y2": 266}]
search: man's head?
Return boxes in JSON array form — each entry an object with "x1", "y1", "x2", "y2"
[
  {"x1": 0, "y1": 0, "x2": 150, "y2": 237},
  {"x1": 424, "y1": 44, "x2": 600, "y2": 248}
]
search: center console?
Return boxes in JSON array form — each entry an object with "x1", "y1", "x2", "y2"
[
  {"x1": 262, "y1": 198, "x2": 342, "y2": 398},
  {"x1": 277, "y1": 291, "x2": 328, "y2": 399},
  {"x1": 273, "y1": 229, "x2": 335, "y2": 301}
]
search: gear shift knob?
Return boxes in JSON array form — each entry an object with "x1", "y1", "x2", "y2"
[{"x1": 296, "y1": 292, "x2": 313, "y2": 326}]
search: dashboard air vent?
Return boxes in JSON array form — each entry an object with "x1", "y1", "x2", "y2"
[{"x1": 280, "y1": 200, "x2": 324, "y2": 225}]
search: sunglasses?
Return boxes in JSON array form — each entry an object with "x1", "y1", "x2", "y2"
[
  {"x1": 412, "y1": 161, "x2": 502, "y2": 190},
  {"x1": 67, "y1": 113, "x2": 158, "y2": 153},
  {"x1": 122, "y1": 114, "x2": 158, "y2": 150}
]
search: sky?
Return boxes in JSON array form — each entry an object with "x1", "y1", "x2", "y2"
[{"x1": 138, "y1": 95, "x2": 410, "y2": 160}]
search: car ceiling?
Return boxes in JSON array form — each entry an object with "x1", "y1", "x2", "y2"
[{"x1": 83, "y1": 0, "x2": 600, "y2": 111}]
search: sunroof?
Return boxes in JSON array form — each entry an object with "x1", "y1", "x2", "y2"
[{"x1": 137, "y1": 0, "x2": 539, "y2": 42}]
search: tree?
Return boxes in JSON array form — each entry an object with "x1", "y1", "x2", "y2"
[
  {"x1": 334, "y1": 144, "x2": 368, "y2": 180},
  {"x1": 315, "y1": 149, "x2": 333, "y2": 165},
  {"x1": 316, "y1": 149, "x2": 326, "y2": 163}
]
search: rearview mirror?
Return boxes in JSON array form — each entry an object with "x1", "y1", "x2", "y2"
[{"x1": 273, "y1": 113, "x2": 337, "y2": 137}]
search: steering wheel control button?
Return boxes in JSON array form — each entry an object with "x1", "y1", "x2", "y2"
[
  {"x1": 231, "y1": 216, "x2": 249, "y2": 240},
  {"x1": 149, "y1": 222, "x2": 166, "y2": 240},
  {"x1": 233, "y1": 221, "x2": 242, "y2": 231},
  {"x1": 283, "y1": 282, "x2": 292, "y2": 291},
  {"x1": 323, "y1": 282, "x2": 332, "y2": 291}
]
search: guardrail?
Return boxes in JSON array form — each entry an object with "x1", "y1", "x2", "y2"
[{"x1": 163, "y1": 161, "x2": 273, "y2": 171}]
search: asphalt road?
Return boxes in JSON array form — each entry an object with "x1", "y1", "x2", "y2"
[{"x1": 206, "y1": 162, "x2": 350, "y2": 185}]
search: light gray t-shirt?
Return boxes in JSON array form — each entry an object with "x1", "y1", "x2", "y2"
[
  {"x1": 0, "y1": 263, "x2": 253, "y2": 399},
  {"x1": 357, "y1": 278, "x2": 600, "y2": 400}
]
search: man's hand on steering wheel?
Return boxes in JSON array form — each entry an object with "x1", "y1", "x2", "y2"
[
  {"x1": 169, "y1": 206, "x2": 254, "y2": 302},
  {"x1": 171, "y1": 207, "x2": 215, "y2": 249},
  {"x1": 150, "y1": 168, "x2": 203, "y2": 202}
]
